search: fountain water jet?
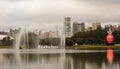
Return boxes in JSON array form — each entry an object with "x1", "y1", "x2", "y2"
[
  {"x1": 14, "y1": 28, "x2": 24, "y2": 49},
  {"x1": 14, "y1": 23, "x2": 65, "y2": 49},
  {"x1": 14, "y1": 28, "x2": 29, "y2": 49}
]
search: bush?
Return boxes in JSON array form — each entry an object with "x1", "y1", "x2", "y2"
[{"x1": 66, "y1": 38, "x2": 74, "y2": 46}]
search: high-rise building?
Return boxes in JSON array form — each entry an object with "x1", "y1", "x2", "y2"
[
  {"x1": 105, "y1": 24, "x2": 118, "y2": 31},
  {"x1": 105, "y1": 24, "x2": 113, "y2": 31},
  {"x1": 112, "y1": 25, "x2": 118, "y2": 31},
  {"x1": 73, "y1": 22, "x2": 85, "y2": 34},
  {"x1": 64, "y1": 17, "x2": 72, "y2": 37},
  {"x1": 118, "y1": 25, "x2": 120, "y2": 31},
  {"x1": 86, "y1": 27, "x2": 92, "y2": 31},
  {"x1": 92, "y1": 22, "x2": 101, "y2": 30}
]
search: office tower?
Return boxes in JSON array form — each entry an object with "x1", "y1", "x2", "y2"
[
  {"x1": 118, "y1": 25, "x2": 120, "y2": 31},
  {"x1": 92, "y1": 22, "x2": 101, "y2": 30},
  {"x1": 105, "y1": 24, "x2": 118, "y2": 31},
  {"x1": 73, "y1": 22, "x2": 85, "y2": 34}
]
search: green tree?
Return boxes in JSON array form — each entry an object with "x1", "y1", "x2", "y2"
[
  {"x1": 69, "y1": 26, "x2": 107, "y2": 46},
  {"x1": 66, "y1": 38, "x2": 74, "y2": 46},
  {"x1": 2, "y1": 36, "x2": 13, "y2": 46},
  {"x1": 28, "y1": 32, "x2": 38, "y2": 48}
]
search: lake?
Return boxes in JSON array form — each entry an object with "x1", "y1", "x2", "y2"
[{"x1": 0, "y1": 49, "x2": 120, "y2": 69}]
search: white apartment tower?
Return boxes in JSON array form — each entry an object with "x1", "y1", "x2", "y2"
[{"x1": 64, "y1": 17, "x2": 72, "y2": 37}]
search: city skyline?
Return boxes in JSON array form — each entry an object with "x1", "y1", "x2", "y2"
[
  {"x1": 0, "y1": 0, "x2": 120, "y2": 28},
  {"x1": 0, "y1": 19, "x2": 120, "y2": 32}
]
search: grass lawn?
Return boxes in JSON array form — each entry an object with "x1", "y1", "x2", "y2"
[
  {"x1": 0, "y1": 44, "x2": 120, "y2": 50},
  {"x1": 0, "y1": 46, "x2": 13, "y2": 49},
  {"x1": 0, "y1": 45, "x2": 30, "y2": 49},
  {"x1": 65, "y1": 44, "x2": 120, "y2": 50}
]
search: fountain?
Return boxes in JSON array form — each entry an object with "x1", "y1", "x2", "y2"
[
  {"x1": 0, "y1": 22, "x2": 66, "y2": 69},
  {"x1": 14, "y1": 28, "x2": 24, "y2": 49},
  {"x1": 13, "y1": 23, "x2": 65, "y2": 49}
]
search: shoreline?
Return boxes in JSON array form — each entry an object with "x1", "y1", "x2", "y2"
[
  {"x1": 0, "y1": 44, "x2": 120, "y2": 50},
  {"x1": 65, "y1": 44, "x2": 120, "y2": 50}
]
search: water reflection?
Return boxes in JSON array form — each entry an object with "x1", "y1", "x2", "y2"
[
  {"x1": 106, "y1": 48, "x2": 114, "y2": 63},
  {"x1": 0, "y1": 49, "x2": 120, "y2": 69},
  {"x1": 0, "y1": 52, "x2": 65, "y2": 69},
  {"x1": 106, "y1": 48, "x2": 115, "y2": 69},
  {"x1": 66, "y1": 50, "x2": 120, "y2": 69}
]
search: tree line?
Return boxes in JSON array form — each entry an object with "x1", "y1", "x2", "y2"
[
  {"x1": 66, "y1": 26, "x2": 120, "y2": 46},
  {"x1": 1, "y1": 26, "x2": 120, "y2": 47}
]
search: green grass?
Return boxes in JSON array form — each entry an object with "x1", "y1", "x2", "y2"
[
  {"x1": 1, "y1": 44, "x2": 120, "y2": 50},
  {"x1": 0, "y1": 46, "x2": 13, "y2": 49},
  {"x1": 65, "y1": 44, "x2": 120, "y2": 50},
  {"x1": 0, "y1": 45, "x2": 30, "y2": 49}
]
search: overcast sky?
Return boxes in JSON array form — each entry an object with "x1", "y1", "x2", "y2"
[{"x1": 0, "y1": 0, "x2": 120, "y2": 29}]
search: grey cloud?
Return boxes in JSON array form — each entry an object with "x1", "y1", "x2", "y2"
[
  {"x1": 76, "y1": 0, "x2": 120, "y2": 5},
  {"x1": 0, "y1": 0, "x2": 120, "y2": 28}
]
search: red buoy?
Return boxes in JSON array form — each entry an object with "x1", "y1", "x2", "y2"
[{"x1": 106, "y1": 33, "x2": 114, "y2": 44}]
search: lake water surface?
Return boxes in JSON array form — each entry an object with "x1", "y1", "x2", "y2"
[{"x1": 0, "y1": 49, "x2": 120, "y2": 69}]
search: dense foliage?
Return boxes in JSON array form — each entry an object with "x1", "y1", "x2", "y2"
[
  {"x1": 1, "y1": 37, "x2": 13, "y2": 46},
  {"x1": 66, "y1": 26, "x2": 120, "y2": 46},
  {"x1": 40, "y1": 38, "x2": 60, "y2": 46}
]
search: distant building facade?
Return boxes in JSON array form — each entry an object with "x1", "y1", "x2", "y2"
[
  {"x1": 9, "y1": 28, "x2": 20, "y2": 38},
  {"x1": 118, "y1": 25, "x2": 120, "y2": 31},
  {"x1": 105, "y1": 24, "x2": 119, "y2": 31},
  {"x1": 42, "y1": 31, "x2": 59, "y2": 38},
  {"x1": 92, "y1": 22, "x2": 101, "y2": 30},
  {"x1": 112, "y1": 25, "x2": 118, "y2": 31},
  {"x1": 86, "y1": 27, "x2": 92, "y2": 31},
  {"x1": 64, "y1": 17, "x2": 72, "y2": 37},
  {"x1": 105, "y1": 24, "x2": 112, "y2": 31},
  {"x1": 48, "y1": 31, "x2": 59, "y2": 38},
  {"x1": 73, "y1": 22, "x2": 85, "y2": 34}
]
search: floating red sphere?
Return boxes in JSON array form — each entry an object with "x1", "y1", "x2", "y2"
[{"x1": 106, "y1": 33, "x2": 114, "y2": 44}]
